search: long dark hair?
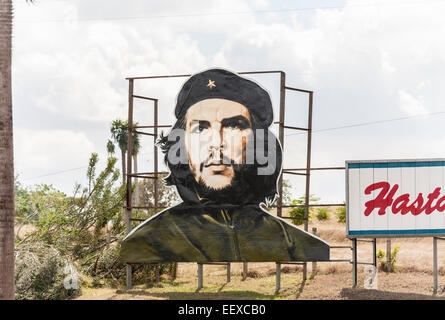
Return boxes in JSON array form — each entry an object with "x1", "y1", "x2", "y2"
[{"x1": 158, "y1": 113, "x2": 282, "y2": 205}]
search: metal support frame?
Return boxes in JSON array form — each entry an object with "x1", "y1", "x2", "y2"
[
  {"x1": 124, "y1": 70, "x2": 347, "y2": 290},
  {"x1": 242, "y1": 262, "x2": 248, "y2": 280},
  {"x1": 351, "y1": 238, "x2": 377, "y2": 288},
  {"x1": 197, "y1": 262, "x2": 231, "y2": 290},
  {"x1": 433, "y1": 237, "x2": 445, "y2": 295}
]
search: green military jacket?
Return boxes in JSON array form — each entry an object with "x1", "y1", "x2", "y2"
[{"x1": 120, "y1": 203, "x2": 330, "y2": 263}]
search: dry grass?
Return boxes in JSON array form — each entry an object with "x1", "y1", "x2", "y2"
[{"x1": 77, "y1": 207, "x2": 445, "y2": 300}]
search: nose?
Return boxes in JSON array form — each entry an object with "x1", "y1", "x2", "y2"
[{"x1": 209, "y1": 123, "x2": 223, "y2": 151}]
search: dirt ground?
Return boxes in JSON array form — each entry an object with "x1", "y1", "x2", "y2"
[{"x1": 77, "y1": 208, "x2": 445, "y2": 300}]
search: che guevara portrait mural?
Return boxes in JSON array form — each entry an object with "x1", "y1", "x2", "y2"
[{"x1": 120, "y1": 68, "x2": 330, "y2": 263}]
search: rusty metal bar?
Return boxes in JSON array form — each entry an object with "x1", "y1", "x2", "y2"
[
  {"x1": 154, "y1": 99, "x2": 159, "y2": 214},
  {"x1": 126, "y1": 70, "x2": 284, "y2": 81},
  {"x1": 126, "y1": 174, "x2": 157, "y2": 179},
  {"x1": 133, "y1": 130, "x2": 155, "y2": 136},
  {"x1": 133, "y1": 95, "x2": 158, "y2": 102},
  {"x1": 126, "y1": 79, "x2": 134, "y2": 290},
  {"x1": 282, "y1": 171, "x2": 307, "y2": 176},
  {"x1": 279, "y1": 203, "x2": 345, "y2": 208},
  {"x1": 352, "y1": 238, "x2": 357, "y2": 288},
  {"x1": 127, "y1": 74, "x2": 193, "y2": 80},
  {"x1": 285, "y1": 167, "x2": 346, "y2": 171},
  {"x1": 283, "y1": 125, "x2": 309, "y2": 131},
  {"x1": 133, "y1": 125, "x2": 172, "y2": 129},
  {"x1": 434, "y1": 237, "x2": 438, "y2": 294},
  {"x1": 239, "y1": 70, "x2": 283, "y2": 75},
  {"x1": 304, "y1": 91, "x2": 313, "y2": 233},
  {"x1": 284, "y1": 86, "x2": 313, "y2": 94},
  {"x1": 277, "y1": 71, "x2": 286, "y2": 218},
  {"x1": 280, "y1": 216, "x2": 308, "y2": 220},
  {"x1": 127, "y1": 171, "x2": 169, "y2": 176},
  {"x1": 125, "y1": 206, "x2": 168, "y2": 210}
]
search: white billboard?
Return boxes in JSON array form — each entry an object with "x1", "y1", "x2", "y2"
[{"x1": 346, "y1": 159, "x2": 445, "y2": 238}]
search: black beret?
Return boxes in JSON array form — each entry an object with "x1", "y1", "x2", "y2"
[{"x1": 174, "y1": 69, "x2": 274, "y2": 127}]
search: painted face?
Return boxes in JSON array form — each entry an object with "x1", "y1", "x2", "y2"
[{"x1": 184, "y1": 98, "x2": 253, "y2": 190}]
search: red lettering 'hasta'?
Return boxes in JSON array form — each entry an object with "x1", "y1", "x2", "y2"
[{"x1": 364, "y1": 182, "x2": 399, "y2": 216}]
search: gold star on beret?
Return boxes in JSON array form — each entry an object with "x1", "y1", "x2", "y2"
[{"x1": 206, "y1": 79, "x2": 216, "y2": 89}]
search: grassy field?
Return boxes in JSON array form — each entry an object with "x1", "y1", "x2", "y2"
[{"x1": 77, "y1": 207, "x2": 445, "y2": 300}]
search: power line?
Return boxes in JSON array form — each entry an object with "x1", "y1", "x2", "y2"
[
  {"x1": 21, "y1": 110, "x2": 445, "y2": 181},
  {"x1": 285, "y1": 110, "x2": 445, "y2": 137},
  {"x1": 22, "y1": 149, "x2": 156, "y2": 181},
  {"x1": 14, "y1": 0, "x2": 445, "y2": 23}
]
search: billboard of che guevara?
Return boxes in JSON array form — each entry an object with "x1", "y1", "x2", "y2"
[{"x1": 120, "y1": 68, "x2": 330, "y2": 263}]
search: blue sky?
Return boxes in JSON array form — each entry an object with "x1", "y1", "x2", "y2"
[{"x1": 12, "y1": 0, "x2": 445, "y2": 203}]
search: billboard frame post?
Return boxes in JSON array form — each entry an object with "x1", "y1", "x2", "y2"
[
  {"x1": 125, "y1": 78, "x2": 134, "y2": 290},
  {"x1": 433, "y1": 237, "x2": 438, "y2": 295},
  {"x1": 311, "y1": 227, "x2": 318, "y2": 277},
  {"x1": 197, "y1": 263, "x2": 203, "y2": 290},
  {"x1": 386, "y1": 239, "x2": 392, "y2": 272},
  {"x1": 227, "y1": 263, "x2": 231, "y2": 283},
  {"x1": 276, "y1": 71, "x2": 286, "y2": 219},
  {"x1": 275, "y1": 262, "x2": 281, "y2": 293},
  {"x1": 373, "y1": 238, "x2": 377, "y2": 268},
  {"x1": 242, "y1": 262, "x2": 248, "y2": 280},
  {"x1": 352, "y1": 238, "x2": 357, "y2": 288}
]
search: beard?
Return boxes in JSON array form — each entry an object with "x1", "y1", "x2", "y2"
[{"x1": 194, "y1": 163, "x2": 258, "y2": 204}]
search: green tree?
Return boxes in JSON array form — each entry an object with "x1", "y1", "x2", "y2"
[
  {"x1": 315, "y1": 207, "x2": 330, "y2": 221},
  {"x1": 110, "y1": 119, "x2": 128, "y2": 183},
  {"x1": 110, "y1": 120, "x2": 141, "y2": 187},
  {"x1": 106, "y1": 139, "x2": 115, "y2": 158},
  {"x1": 25, "y1": 153, "x2": 126, "y2": 259},
  {"x1": 288, "y1": 195, "x2": 320, "y2": 226},
  {"x1": 134, "y1": 173, "x2": 180, "y2": 220},
  {"x1": 335, "y1": 205, "x2": 346, "y2": 223}
]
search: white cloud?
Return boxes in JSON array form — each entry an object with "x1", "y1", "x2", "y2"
[
  {"x1": 398, "y1": 89, "x2": 427, "y2": 116},
  {"x1": 12, "y1": 0, "x2": 445, "y2": 201},
  {"x1": 14, "y1": 129, "x2": 96, "y2": 174}
]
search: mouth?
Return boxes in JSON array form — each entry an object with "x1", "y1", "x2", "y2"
[{"x1": 204, "y1": 161, "x2": 230, "y2": 168}]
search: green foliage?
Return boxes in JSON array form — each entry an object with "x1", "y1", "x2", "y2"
[
  {"x1": 24, "y1": 154, "x2": 126, "y2": 258},
  {"x1": 15, "y1": 241, "x2": 81, "y2": 300},
  {"x1": 15, "y1": 149, "x2": 180, "y2": 294},
  {"x1": 377, "y1": 245, "x2": 401, "y2": 272},
  {"x1": 85, "y1": 243, "x2": 176, "y2": 287},
  {"x1": 14, "y1": 175, "x2": 39, "y2": 222},
  {"x1": 316, "y1": 207, "x2": 330, "y2": 221},
  {"x1": 335, "y1": 205, "x2": 346, "y2": 223},
  {"x1": 110, "y1": 119, "x2": 140, "y2": 156},
  {"x1": 288, "y1": 195, "x2": 319, "y2": 226},
  {"x1": 268, "y1": 179, "x2": 293, "y2": 208}
]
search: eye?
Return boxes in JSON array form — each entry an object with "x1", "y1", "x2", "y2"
[
  {"x1": 191, "y1": 120, "x2": 210, "y2": 133},
  {"x1": 222, "y1": 116, "x2": 250, "y2": 130}
]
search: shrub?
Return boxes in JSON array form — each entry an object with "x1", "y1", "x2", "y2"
[
  {"x1": 82, "y1": 241, "x2": 176, "y2": 287},
  {"x1": 316, "y1": 208, "x2": 330, "y2": 221},
  {"x1": 288, "y1": 195, "x2": 319, "y2": 225},
  {"x1": 376, "y1": 245, "x2": 401, "y2": 272},
  {"x1": 15, "y1": 241, "x2": 81, "y2": 300},
  {"x1": 335, "y1": 206, "x2": 346, "y2": 223}
]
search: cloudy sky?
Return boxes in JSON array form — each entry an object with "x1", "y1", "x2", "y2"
[{"x1": 12, "y1": 0, "x2": 445, "y2": 203}]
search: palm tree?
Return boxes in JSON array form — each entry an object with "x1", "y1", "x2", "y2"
[
  {"x1": 106, "y1": 139, "x2": 115, "y2": 158},
  {"x1": 131, "y1": 126, "x2": 141, "y2": 204},
  {"x1": 110, "y1": 119, "x2": 128, "y2": 184},
  {"x1": 110, "y1": 120, "x2": 141, "y2": 187},
  {"x1": 0, "y1": 0, "x2": 14, "y2": 300}
]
